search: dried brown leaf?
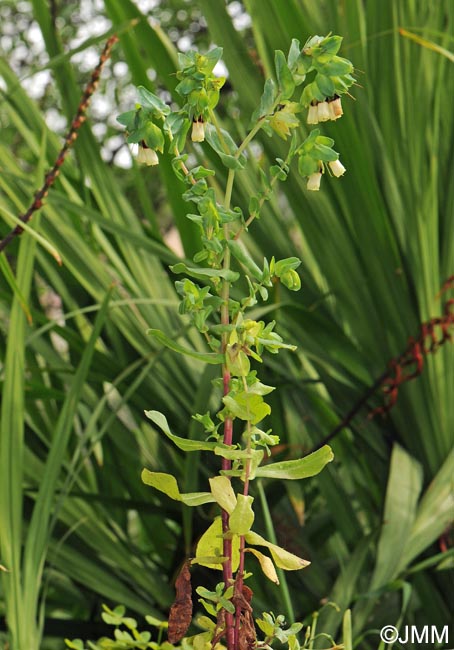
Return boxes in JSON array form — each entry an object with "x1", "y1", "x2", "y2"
[{"x1": 168, "y1": 561, "x2": 193, "y2": 643}]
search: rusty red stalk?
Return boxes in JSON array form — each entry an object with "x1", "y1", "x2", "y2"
[
  {"x1": 0, "y1": 34, "x2": 118, "y2": 254},
  {"x1": 311, "y1": 283, "x2": 454, "y2": 453},
  {"x1": 221, "y1": 282, "x2": 235, "y2": 648}
]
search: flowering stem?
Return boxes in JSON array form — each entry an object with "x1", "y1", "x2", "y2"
[
  {"x1": 235, "y1": 147, "x2": 295, "y2": 239},
  {"x1": 236, "y1": 116, "x2": 266, "y2": 159},
  {"x1": 221, "y1": 167, "x2": 236, "y2": 650},
  {"x1": 219, "y1": 106, "x2": 285, "y2": 648}
]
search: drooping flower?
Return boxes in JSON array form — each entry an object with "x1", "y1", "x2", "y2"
[
  {"x1": 307, "y1": 103, "x2": 319, "y2": 125},
  {"x1": 136, "y1": 142, "x2": 159, "y2": 166},
  {"x1": 307, "y1": 171, "x2": 322, "y2": 191},
  {"x1": 329, "y1": 159, "x2": 346, "y2": 177},
  {"x1": 317, "y1": 101, "x2": 331, "y2": 122},
  {"x1": 328, "y1": 96, "x2": 343, "y2": 120},
  {"x1": 191, "y1": 119, "x2": 206, "y2": 143},
  {"x1": 270, "y1": 102, "x2": 300, "y2": 139}
]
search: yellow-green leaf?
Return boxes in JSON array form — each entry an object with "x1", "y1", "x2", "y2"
[
  {"x1": 141, "y1": 469, "x2": 215, "y2": 506},
  {"x1": 255, "y1": 445, "x2": 334, "y2": 480},
  {"x1": 145, "y1": 410, "x2": 218, "y2": 452},
  {"x1": 195, "y1": 517, "x2": 240, "y2": 570},
  {"x1": 245, "y1": 530, "x2": 310, "y2": 570},
  {"x1": 191, "y1": 555, "x2": 229, "y2": 567},
  {"x1": 192, "y1": 631, "x2": 212, "y2": 650},
  {"x1": 147, "y1": 328, "x2": 225, "y2": 364},
  {"x1": 229, "y1": 494, "x2": 255, "y2": 535},
  {"x1": 245, "y1": 548, "x2": 279, "y2": 584},
  {"x1": 343, "y1": 609, "x2": 352, "y2": 650},
  {"x1": 209, "y1": 476, "x2": 237, "y2": 514}
]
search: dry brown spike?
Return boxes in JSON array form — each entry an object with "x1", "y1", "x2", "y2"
[{"x1": 0, "y1": 34, "x2": 118, "y2": 254}]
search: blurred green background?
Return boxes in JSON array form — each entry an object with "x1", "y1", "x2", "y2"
[{"x1": 0, "y1": 1, "x2": 453, "y2": 648}]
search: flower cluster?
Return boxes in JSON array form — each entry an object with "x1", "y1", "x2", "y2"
[
  {"x1": 175, "y1": 48, "x2": 225, "y2": 143},
  {"x1": 136, "y1": 141, "x2": 159, "y2": 166},
  {"x1": 307, "y1": 96, "x2": 343, "y2": 124},
  {"x1": 118, "y1": 35, "x2": 354, "y2": 194},
  {"x1": 306, "y1": 158, "x2": 346, "y2": 191},
  {"x1": 117, "y1": 86, "x2": 169, "y2": 165},
  {"x1": 296, "y1": 128, "x2": 346, "y2": 191}
]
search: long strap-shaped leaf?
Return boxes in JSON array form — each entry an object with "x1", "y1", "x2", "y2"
[
  {"x1": 20, "y1": 288, "x2": 112, "y2": 649},
  {"x1": 0, "y1": 220, "x2": 40, "y2": 649}
]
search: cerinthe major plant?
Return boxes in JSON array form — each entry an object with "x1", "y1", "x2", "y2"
[{"x1": 67, "y1": 33, "x2": 356, "y2": 650}]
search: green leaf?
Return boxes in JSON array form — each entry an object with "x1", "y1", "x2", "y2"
[
  {"x1": 317, "y1": 35, "x2": 343, "y2": 57},
  {"x1": 273, "y1": 256, "x2": 301, "y2": 275},
  {"x1": 191, "y1": 556, "x2": 228, "y2": 569},
  {"x1": 147, "y1": 329, "x2": 225, "y2": 364},
  {"x1": 204, "y1": 124, "x2": 246, "y2": 170},
  {"x1": 64, "y1": 640, "x2": 86, "y2": 650},
  {"x1": 400, "y1": 449, "x2": 454, "y2": 570},
  {"x1": 209, "y1": 476, "x2": 237, "y2": 514},
  {"x1": 255, "y1": 445, "x2": 334, "y2": 479},
  {"x1": 0, "y1": 254, "x2": 32, "y2": 324},
  {"x1": 256, "y1": 616, "x2": 275, "y2": 637},
  {"x1": 313, "y1": 143, "x2": 339, "y2": 162},
  {"x1": 320, "y1": 56, "x2": 353, "y2": 76},
  {"x1": 214, "y1": 447, "x2": 264, "y2": 462},
  {"x1": 223, "y1": 393, "x2": 271, "y2": 424},
  {"x1": 141, "y1": 470, "x2": 215, "y2": 506},
  {"x1": 245, "y1": 531, "x2": 309, "y2": 570},
  {"x1": 195, "y1": 517, "x2": 240, "y2": 570},
  {"x1": 145, "y1": 410, "x2": 218, "y2": 452},
  {"x1": 171, "y1": 261, "x2": 239, "y2": 282},
  {"x1": 145, "y1": 615, "x2": 168, "y2": 629},
  {"x1": 300, "y1": 82, "x2": 319, "y2": 106},
  {"x1": 116, "y1": 109, "x2": 138, "y2": 129},
  {"x1": 227, "y1": 240, "x2": 263, "y2": 280},
  {"x1": 245, "y1": 548, "x2": 279, "y2": 584},
  {"x1": 342, "y1": 609, "x2": 352, "y2": 650},
  {"x1": 254, "y1": 78, "x2": 277, "y2": 121},
  {"x1": 315, "y1": 73, "x2": 335, "y2": 97},
  {"x1": 371, "y1": 444, "x2": 423, "y2": 588},
  {"x1": 137, "y1": 85, "x2": 170, "y2": 115},
  {"x1": 275, "y1": 50, "x2": 295, "y2": 100},
  {"x1": 0, "y1": 205, "x2": 62, "y2": 264},
  {"x1": 203, "y1": 46, "x2": 223, "y2": 72},
  {"x1": 287, "y1": 39, "x2": 301, "y2": 70},
  {"x1": 229, "y1": 494, "x2": 255, "y2": 535}
]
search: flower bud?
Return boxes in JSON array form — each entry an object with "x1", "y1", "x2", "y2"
[
  {"x1": 136, "y1": 144, "x2": 159, "y2": 166},
  {"x1": 280, "y1": 269, "x2": 301, "y2": 291},
  {"x1": 191, "y1": 119, "x2": 206, "y2": 142},
  {"x1": 328, "y1": 159, "x2": 346, "y2": 177},
  {"x1": 317, "y1": 101, "x2": 331, "y2": 122},
  {"x1": 307, "y1": 172, "x2": 322, "y2": 191}
]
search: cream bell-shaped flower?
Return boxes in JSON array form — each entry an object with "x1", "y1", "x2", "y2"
[
  {"x1": 328, "y1": 97, "x2": 343, "y2": 120},
  {"x1": 307, "y1": 104, "x2": 319, "y2": 125},
  {"x1": 329, "y1": 159, "x2": 346, "y2": 177},
  {"x1": 136, "y1": 145, "x2": 159, "y2": 166},
  {"x1": 307, "y1": 171, "x2": 322, "y2": 191},
  {"x1": 317, "y1": 101, "x2": 331, "y2": 122},
  {"x1": 191, "y1": 120, "x2": 206, "y2": 142}
]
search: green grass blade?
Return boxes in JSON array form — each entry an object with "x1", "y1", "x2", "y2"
[{"x1": 21, "y1": 288, "x2": 113, "y2": 647}]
